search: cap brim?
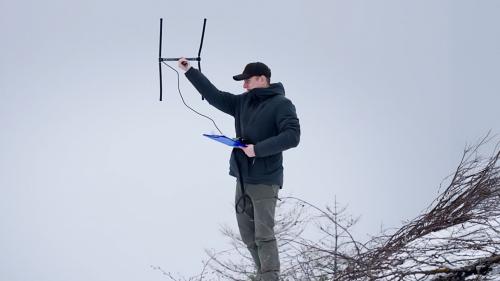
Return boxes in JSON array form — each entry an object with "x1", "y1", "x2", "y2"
[{"x1": 233, "y1": 73, "x2": 251, "y2": 81}]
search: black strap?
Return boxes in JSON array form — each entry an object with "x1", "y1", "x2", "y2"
[{"x1": 234, "y1": 149, "x2": 252, "y2": 215}]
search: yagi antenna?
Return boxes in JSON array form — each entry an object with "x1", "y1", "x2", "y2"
[{"x1": 158, "y1": 18, "x2": 207, "y2": 101}]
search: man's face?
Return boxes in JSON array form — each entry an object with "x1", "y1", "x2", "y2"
[{"x1": 243, "y1": 75, "x2": 268, "y2": 91}]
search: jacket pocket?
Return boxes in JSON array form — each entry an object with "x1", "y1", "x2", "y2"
[{"x1": 264, "y1": 153, "x2": 282, "y2": 173}]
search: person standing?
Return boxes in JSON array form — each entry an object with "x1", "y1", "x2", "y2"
[{"x1": 178, "y1": 58, "x2": 300, "y2": 281}]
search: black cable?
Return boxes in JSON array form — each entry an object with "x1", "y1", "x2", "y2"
[
  {"x1": 163, "y1": 62, "x2": 252, "y2": 215},
  {"x1": 162, "y1": 61, "x2": 224, "y2": 135},
  {"x1": 234, "y1": 148, "x2": 253, "y2": 215}
]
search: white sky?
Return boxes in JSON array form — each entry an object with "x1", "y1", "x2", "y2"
[{"x1": 1, "y1": 0, "x2": 499, "y2": 280}]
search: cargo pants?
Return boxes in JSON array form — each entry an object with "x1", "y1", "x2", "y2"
[{"x1": 235, "y1": 181, "x2": 280, "y2": 281}]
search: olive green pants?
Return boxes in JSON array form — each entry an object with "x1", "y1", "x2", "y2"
[{"x1": 235, "y1": 182, "x2": 280, "y2": 281}]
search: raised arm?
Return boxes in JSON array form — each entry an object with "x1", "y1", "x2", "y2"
[{"x1": 178, "y1": 58, "x2": 238, "y2": 116}]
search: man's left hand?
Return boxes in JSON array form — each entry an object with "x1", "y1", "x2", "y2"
[{"x1": 240, "y1": 144, "x2": 256, "y2": 158}]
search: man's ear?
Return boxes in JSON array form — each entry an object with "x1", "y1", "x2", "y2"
[{"x1": 258, "y1": 75, "x2": 267, "y2": 85}]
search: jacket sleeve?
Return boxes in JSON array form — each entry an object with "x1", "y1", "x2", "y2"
[
  {"x1": 254, "y1": 99, "x2": 301, "y2": 157},
  {"x1": 184, "y1": 68, "x2": 238, "y2": 116}
]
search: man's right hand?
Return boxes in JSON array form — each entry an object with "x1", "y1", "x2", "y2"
[{"x1": 178, "y1": 57, "x2": 191, "y2": 72}]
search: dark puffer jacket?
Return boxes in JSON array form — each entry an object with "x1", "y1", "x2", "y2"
[{"x1": 185, "y1": 68, "x2": 300, "y2": 186}]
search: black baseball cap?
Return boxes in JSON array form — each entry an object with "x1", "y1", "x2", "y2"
[{"x1": 233, "y1": 62, "x2": 271, "y2": 81}]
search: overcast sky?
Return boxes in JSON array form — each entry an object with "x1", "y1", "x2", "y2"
[{"x1": 1, "y1": 0, "x2": 499, "y2": 280}]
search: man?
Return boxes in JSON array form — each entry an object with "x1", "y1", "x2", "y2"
[{"x1": 178, "y1": 58, "x2": 300, "y2": 281}]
